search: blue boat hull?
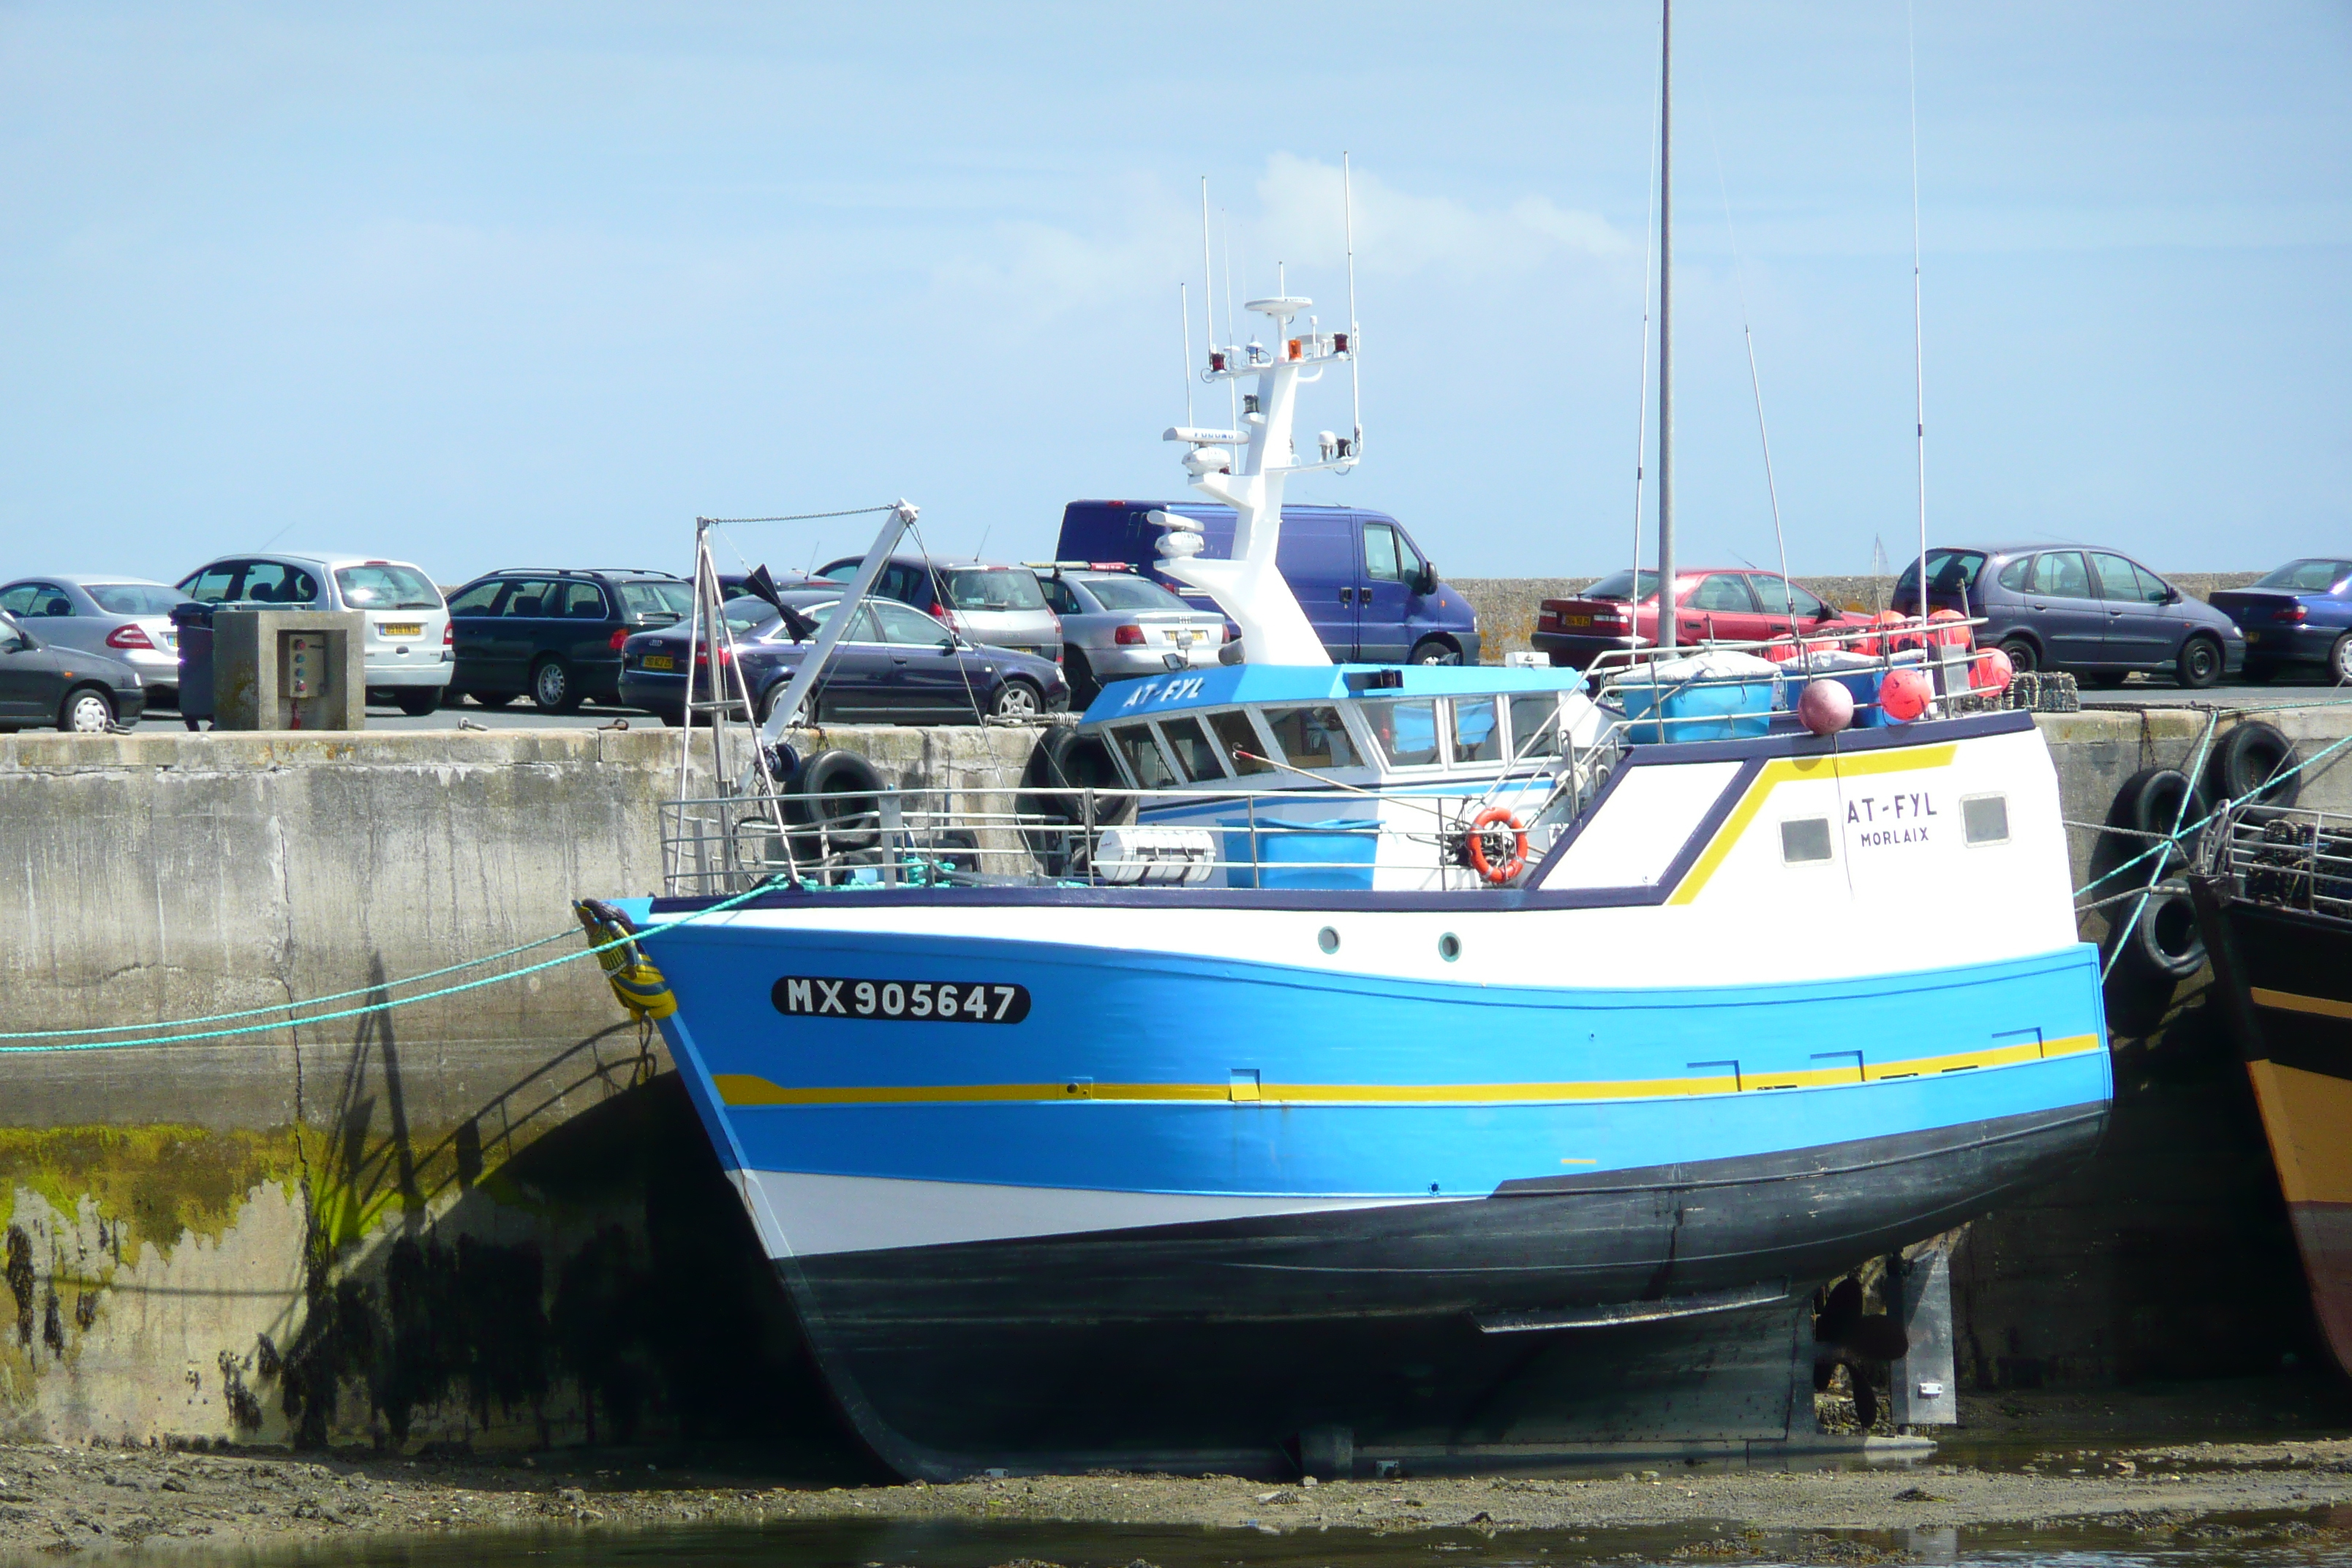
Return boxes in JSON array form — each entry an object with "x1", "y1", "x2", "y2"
[{"x1": 628, "y1": 894, "x2": 2111, "y2": 1475}]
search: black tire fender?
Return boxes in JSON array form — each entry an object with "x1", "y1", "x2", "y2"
[
  {"x1": 2206, "y1": 720, "x2": 2301, "y2": 808},
  {"x1": 2091, "y1": 766, "x2": 2209, "y2": 887},
  {"x1": 786, "y1": 748, "x2": 887, "y2": 855}
]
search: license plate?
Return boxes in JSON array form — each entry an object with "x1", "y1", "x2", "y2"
[
  {"x1": 2244, "y1": 631, "x2": 2261, "y2": 643},
  {"x1": 1563, "y1": 614, "x2": 1592, "y2": 627},
  {"x1": 380, "y1": 622, "x2": 422, "y2": 638},
  {"x1": 1172, "y1": 630, "x2": 1195, "y2": 647},
  {"x1": 643, "y1": 654, "x2": 676, "y2": 671}
]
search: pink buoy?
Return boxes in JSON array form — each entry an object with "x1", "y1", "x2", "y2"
[
  {"x1": 1971, "y1": 647, "x2": 2014, "y2": 693},
  {"x1": 1880, "y1": 666, "x2": 1932, "y2": 723},
  {"x1": 1797, "y1": 677, "x2": 1855, "y2": 736}
]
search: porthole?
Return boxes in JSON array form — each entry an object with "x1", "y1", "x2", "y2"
[
  {"x1": 1438, "y1": 932, "x2": 1462, "y2": 962},
  {"x1": 1318, "y1": 926, "x2": 1340, "y2": 954}
]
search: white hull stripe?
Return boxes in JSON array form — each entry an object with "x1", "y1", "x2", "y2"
[{"x1": 728, "y1": 1169, "x2": 1452, "y2": 1259}]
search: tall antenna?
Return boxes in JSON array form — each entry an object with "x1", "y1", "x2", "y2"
[
  {"x1": 1200, "y1": 176, "x2": 1215, "y2": 361},
  {"x1": 1907, "y1": 0, "x2": 1929, "y2": 632},
  {"x1": 1223, "y1": 213, "x2": 1238, "y2": 429},
  {"x1": 1656, "y1": 0, "x2": 1677, "y2": 652},
  {"x1": 1629, "y1": 13, "x2": 1663, "y2": 607},
  {"x1": 1180, "y1": 282, "x2": 1194, "y2": 426},
  {"x1": 1344, "y1": 151, "x2": 1362, "y2": 454}
]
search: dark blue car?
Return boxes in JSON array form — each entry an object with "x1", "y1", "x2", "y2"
[
  {"x1": 619, "y1": 589, "x2": 1068, "y2": 725},
  {"x1": 2211, "y1": 559, "x2": 2352, "y2": 682},
  {"x1": 1893, "y1": 543, "x2": 2245, "y2": 688},
  {"x1": 1054, "y1": 500, "x2": 1481, "y2": 666}
]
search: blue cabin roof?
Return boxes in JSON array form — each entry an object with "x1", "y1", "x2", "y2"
[{"x1": 1079, "y1": 663, "x2": 1588, "y2": 726}]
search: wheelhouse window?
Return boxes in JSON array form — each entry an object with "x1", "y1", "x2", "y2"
[
  {"x1": 1450, "y1": 698, "x2": 1501, "y2": 764},
  {"x1": 1508, "y1": 695, "x2": 1562, "y2": 758},
  {"x1": 1207, "y1": 709, "x2": 1272, "y2": 775},
  {"x1": 1159, "y1": 716, "x2": 1228, "y2": 783},
  {"x1": 1110, "y1": 723, "x2": 1178, "y2": 788},
  {"x1": 1362, "y1": 699, "x2": 1440, "y2": 767},
  {"x1": 1262, "y1": 706, "x2": 1360, "y2": 771}
]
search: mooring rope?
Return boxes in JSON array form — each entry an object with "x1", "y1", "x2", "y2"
[{"x1": 2, "y1": 880, "x2": 785, "y2": 1056}]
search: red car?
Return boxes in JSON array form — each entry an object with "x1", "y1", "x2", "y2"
[{"x1": 1532, "y1": 567, "x2": 1872, "y2": 670}]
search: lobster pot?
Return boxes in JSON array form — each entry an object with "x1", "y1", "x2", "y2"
[{"x1": 1256, "y1": 818, "x2": 1380, "y2": 891}]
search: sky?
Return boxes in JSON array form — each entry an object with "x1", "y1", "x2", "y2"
[{"x1": 3, "y1": 2, "x2": 2346, "y2": 587}]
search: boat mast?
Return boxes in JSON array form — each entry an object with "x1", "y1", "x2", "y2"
[{"x1": 1656, "y1": 0, "x2": 1676, "y2": 652}]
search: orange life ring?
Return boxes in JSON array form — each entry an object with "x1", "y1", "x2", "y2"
[{"x1": 1466, "y1": 807, "x2": 1529, "y2": 885}]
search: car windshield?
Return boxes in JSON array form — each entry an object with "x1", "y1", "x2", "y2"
[
  {"x1": 2254, "y1": 560, "x2": 2352, "y2": 592},
  {"x1": 333, "y1": 565, "x2": 442, "y2": 610},
  {"x1": 943, "y1": 568, "x2": 1046, "y2": 612},
  {"x1": 1893, "y1": 550, "x2": 1989, "y2": 593},
  {"x1": 1079, "y1": 575, "x2": 1190, "y2": 613},
  {"x1": 84, "y1": 584, "x2": 184, "y2": 616},
  {"x1": 620, "y1": 580, "x2": 692, "y2": 619},
  {"x1": 1584, "y1": 570, "x2": 1660, "y2": 603}
]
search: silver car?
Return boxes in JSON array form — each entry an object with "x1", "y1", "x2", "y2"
[
  {"x1": 0, "y1": 575, "x2": 186, "y2": 705},
  {"x1": 815, "y1": 554, "x2": 1063, "y2": 664},
  {"x1": 176, "y1": 551, "x2": 453, "y2": 715},
  {"x1": 1032, "y1": 565, "x2": 1226, "y2": 705}
]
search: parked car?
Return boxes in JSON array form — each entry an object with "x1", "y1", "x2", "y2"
[
  {"x1": 619, "y1": 589, "x2": 1068, "y2": 726},
  {"x1": 0, "y1": 576, "x2": 186, "y2": 706},
  {"x1": 1032, "y1": 564, "x2": 1226, "y2": 704},
  {"x1": 2209, "y1": 559, "x2": 2352, "y2": 683},
  {"x1": 175, "y1": 553, "x2": 452, "y2": 715},
  {"x1": 0, "y1": 609, "x2": 146, "y2": 731},
  {"x1": 813, "y1": 554, "x2": 1063, "y2": 664},
  {"x1": 443, "y1": 568, "x2": 692, "y2": 713},
  {"x1": 1891, "y1": 544, "x2": 2244, "y2": 688},
  {"x1": 1055, "y1": 500, "x2": 1480, "y2": 666},
  {"x1": 1532, "y1": 567, "x2": 1873, "y2": 669}
]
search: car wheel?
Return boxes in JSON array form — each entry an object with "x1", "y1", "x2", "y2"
[
  {"x1": 1409, "y1": 637, "x2": 1461, "y2": 666},
  {"x1": 2332, "y1": 635, "x2": 2352, "y2": 685},
  {"x1": 393, "y1": 688, "x2": 442, "y2": 717},
  {"x1": 1064, "y1": 649, "x2": 1100, "y2": 708},
  {"x1": 1995, "y1": 636, "x2": 2040, "y2": 675},
  {"x1": 992, "y1": 679, "x2": 1043, "y2": 720},
  {"x1": 2175, "y1": 636, "x2": 2222, "y2": 690},
  {"x1": 756, "y1": 683, "x2": 805, "y2": 728},
  {"x1": 60, "y1": 687, "x2": 115, "y2": 734},
  {"x1": 531, "y1": 658, "x2": 581, "y2": 714}
]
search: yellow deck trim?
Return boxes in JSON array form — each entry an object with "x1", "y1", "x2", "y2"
[
  {"x1": 2252, "y1": 987, "x2": 2352, "y2": 1022},
  {"x1": 1666, "y1": 743, "x2": 1959, "y2": 906},
  {"x1": 713, "y1": 1030, "x2": 2097, "y2": 1109}
]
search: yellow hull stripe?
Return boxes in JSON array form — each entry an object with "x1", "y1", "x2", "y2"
[
  {"x1": 713, "y1": 1030, "x2": 2099, "y2": 1109},
  {"x1": 1666, "y1": 743, "x2": 1959, "y2": 907},
  {"x1": 2252, "y1": 987, "x2": 2352, "y2": 1022}
]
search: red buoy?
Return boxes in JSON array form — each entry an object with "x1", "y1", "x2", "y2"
[
  {"x1": 1880, "y1": 667, "x2": 1932, "y2": 722},
  {"x1": 1972, "y1": 647, "x2": 2015, "y2": 693},
  {"x1": 1929, "y1": 608, "x2": 1972, "y2": 649}
]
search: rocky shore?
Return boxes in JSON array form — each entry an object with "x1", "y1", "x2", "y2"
[{"x1": 4, "y1": 1430, "x2": 2352, "y2": 1559}]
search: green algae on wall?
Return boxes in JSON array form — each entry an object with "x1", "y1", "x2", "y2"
[{"x1": 0, "y1": 1125, "x2": 306, "y2": 1260}]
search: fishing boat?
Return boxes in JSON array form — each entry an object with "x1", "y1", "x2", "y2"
[
  {"x1": 2193, "y1": 800, "x2": 2352, "y2": 1379},
  {"x1": 586, "y1": 23, "x2": 2111, "y2": 1477}
]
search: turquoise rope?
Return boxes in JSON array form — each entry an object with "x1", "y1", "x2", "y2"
[
  {"x1": 0, "y1": 927, "x2": 582, "y2": 1041},
  {"x1": 2, "y1": 879, "x2": 784, "y2": 1057},
  {"x1": 2073, "y1": 723, "x2": 2352, "y2": 905}
]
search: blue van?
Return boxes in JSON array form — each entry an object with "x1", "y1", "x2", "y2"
[{"x1": 1054, "y1": 500, "x2": 1482, "y2": 666}]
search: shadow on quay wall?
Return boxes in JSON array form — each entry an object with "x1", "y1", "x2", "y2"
[
  {"x1": 1955, "y1": 982, "x2": 2333, "y2": 1392},
  {"x1": 266, "y1": 1061, "x2": 870, "y2": 1469}
]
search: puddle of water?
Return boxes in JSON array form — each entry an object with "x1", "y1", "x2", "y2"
[{"x1": 119, "y1": 1515, "x2": 2352, "y2": 1568}]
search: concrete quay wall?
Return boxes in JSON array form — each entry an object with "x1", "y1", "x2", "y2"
[
  {"x1": 0, "y1": 725, "x2": 1031, "y2": 1455},
  {"x1": 2, "y1": 704, "x2": 2349, "y2": 1452}
]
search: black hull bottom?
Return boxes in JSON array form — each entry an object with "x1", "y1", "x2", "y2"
[{"x1": 774, "y1": 1104, "x2": 2108, "y2": 1479}]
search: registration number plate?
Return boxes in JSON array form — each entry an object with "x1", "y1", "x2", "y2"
[
  {"x1": 773, "y1": 975, "x2": 1031, "y2": 1023},
  {"x1": 642, "y1": 654, "x2": 676, "y2": 671},
  {"x1": 380, "y1": 622, "x2": 422, "y2": 638},
  {"x1": 1172, "y1": 630, "x2": 1195, "y2": 647},
  {"x1": 2244, "y1": 631, "x2": 2261, "y2": 644},
  {"x1": 1561, "y1": 614, "x2": 1592, "y2": 627}
]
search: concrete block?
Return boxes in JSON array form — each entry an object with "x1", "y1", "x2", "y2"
[{"x1": 211, "y1": 610, "x2": 366, "y2": 731}]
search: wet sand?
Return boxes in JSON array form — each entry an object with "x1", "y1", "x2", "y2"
[{"x1": 7, "y1": 1391, "x2": 2352, "y2": 1558}]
